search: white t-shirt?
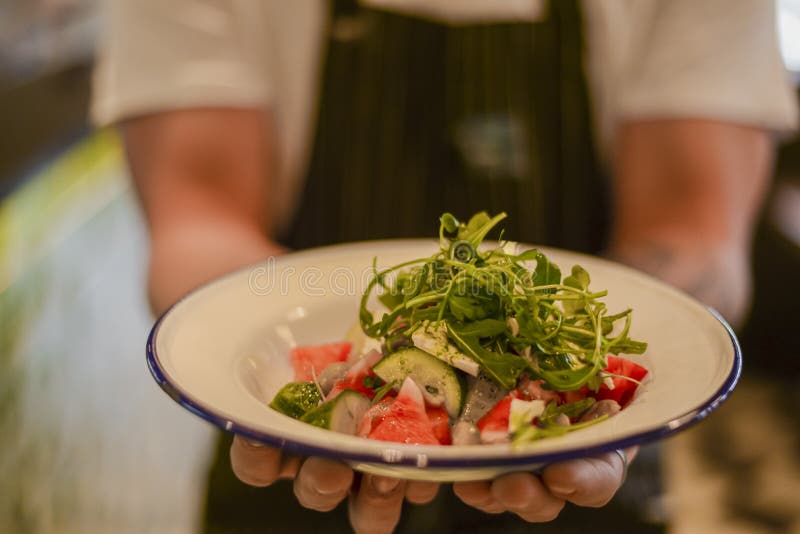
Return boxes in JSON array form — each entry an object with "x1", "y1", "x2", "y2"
[{"x1": 92, "y1": 0, "x2": 799, "y2": 233}]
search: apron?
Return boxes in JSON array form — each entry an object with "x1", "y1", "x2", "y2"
[
  {"x1": 204, "y1": 1, "x2": 664, "y2": 531},
  {"x1": 287, "y1": 0, "x2": 607, "y2": 251}
]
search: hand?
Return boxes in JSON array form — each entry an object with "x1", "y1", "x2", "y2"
[
  {"x1": 453, "y1": 447, "x2": 635, "y2": 522},
  {"x1": 230, "y1": 435, "x2": 440, "y2": 534}
]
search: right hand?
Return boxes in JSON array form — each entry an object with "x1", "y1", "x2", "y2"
[{"x1": 229, "y1": 435, "x2": 440, "y2": 534}]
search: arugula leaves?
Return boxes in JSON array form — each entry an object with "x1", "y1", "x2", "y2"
[
  {"x1": 453, "y1": 318, "x2": 508, "y2": 338},
  {"x1": 446, "y1": 323, "x2": 528, "y2": 389},
  {"x1": 515, "y1": 249, "x2": 562, "y2": 289},
  {"x1": 359, "y1": 211, "x2": 648, "y2": 394}
]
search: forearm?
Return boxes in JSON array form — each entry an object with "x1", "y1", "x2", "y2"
[
  {"x1": 607, "y1": 120, "x2": 773, "y2": 327},
  {"x1": 146, "y1": 218, "x2": 282, "y2": 315},
  {"x1": 122, "y1": 109, "x2": 282, "y2": 316}
]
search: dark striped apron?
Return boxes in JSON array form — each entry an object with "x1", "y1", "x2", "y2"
[
  {"x1": 286, "y1": 0, "x2": 607, "y2": 252},
  {"x1": 204, "y1": 1, "x2": 665, "y2": 532}
]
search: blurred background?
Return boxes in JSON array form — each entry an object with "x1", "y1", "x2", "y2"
[{"x1": 0, "y1": 1, "x2": 799, "y2": 533}]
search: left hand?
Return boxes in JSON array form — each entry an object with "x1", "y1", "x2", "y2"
[
  {"x1": 230, "y1": 435, "x2": 440, "y2": 534},
  {"x1": 453, "y1": 447, "x2": 636, "y2": 522}
]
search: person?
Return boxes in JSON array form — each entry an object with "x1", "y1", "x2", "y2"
[{"x1": 92, "y1": 0, "x2": 797, "y2": 532}]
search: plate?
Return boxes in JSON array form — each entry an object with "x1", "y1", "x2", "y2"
[{"x1": 146, "y1": 240, "x2": 740, "y2": 481}]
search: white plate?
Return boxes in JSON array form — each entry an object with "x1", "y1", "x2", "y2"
[{"x1": 147, "y1": 240, "x2": 740, "y2": 482}]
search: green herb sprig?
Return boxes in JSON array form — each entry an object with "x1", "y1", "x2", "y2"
[{"x1": 359, "y1": 212, "x2": 647, "y2": 392}]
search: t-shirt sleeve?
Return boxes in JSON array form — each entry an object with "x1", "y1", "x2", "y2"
[
  {"x1": 91, "y1": 0, "x2": 271, "y2": 126},
  {"x1": 618, "y1": 0, "x2": 798, "y2": 133}
]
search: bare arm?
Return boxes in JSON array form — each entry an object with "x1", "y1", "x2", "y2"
[
  {"x1": 454, "y1": 119, "x2": 773, "y2": 522},
  {"x1": 124, "y1": 108, "x2": 441, "y2": 534},
  {"x1": 608, "y1": 119, "x2": 772, "y2": 327},
  {"x1": 123, "y1": 108, "x2": 283, "y2": 315}
]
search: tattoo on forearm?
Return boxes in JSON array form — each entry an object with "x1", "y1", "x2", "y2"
[
  {"x1": 684, "y1": 268, "x2": 738, "y2": 320},
  {"x1": 606, "y1": 243, "x2": 674, "y2": 277},
  {"x1": 605, "y1": 242, "x2": 742, "y2": 323}
]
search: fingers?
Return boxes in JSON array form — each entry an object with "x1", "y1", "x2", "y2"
[
  {"x1": 454, "y1": 475, "x2": 565, "y2": 521},
  {"x1": 231, "y1": 434, "x2": 436, "y2": 530},
  {"x1": 348, "y1": 475, "x2": 406, "y2": 534},
  {"x1": 453, "y1": 480, "x2": 505, "y2": 514},
  {"x1": 456, "y1": 446, "x2": 631, "y2": 523},
  {"x1": 279, "y1": 453, "x2": 303, "y2": 479},
  {"x1": 491, "y1": 472, "x2": 565, "y2": 522},
  {"x1": 230, "y1": 436, "x2": 284, "y2": 487},
  {"x1": 404, "y1": 481, "x2": 440, "y2": 505},
  {"x1": 230, "y1": 436, "x2": 302, "y2": 486},
  {"x1": 541, "y1": 447, "x2": 636, "y2": 507},
  {"x1": 294, "y1": 456, "x2": 354, "y2": 512},
  {"x1": 233, "y1": 434, "x2": 630, "y2": 526}
]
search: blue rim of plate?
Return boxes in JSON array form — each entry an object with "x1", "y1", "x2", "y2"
[{"x1": 147, "y1": 297, "x2": 741, "y2": 468}]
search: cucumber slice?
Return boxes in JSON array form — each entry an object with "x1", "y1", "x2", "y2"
[
  {"x1": 373, "y1": 348, "x2": 465, "y2": 418},
  {"x1": 269, "y1": 382, "x2": 322, "y2": 419},
  {"x1": 300, "y1": 390, "x2": 370, "y2": 435}
]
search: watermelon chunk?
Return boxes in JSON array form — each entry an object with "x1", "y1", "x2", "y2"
[
  {"x1": 358, "y1": 395, "x2": 450, "y2": 444},
  {"x1": 327, "y1": 349, "x2": 383, "y2": 400},
  {"x1": 290, "y1": 342, "x2": 352, "y2": 381},
  {"x1": 357, "y1": 396, "x2": 394, "y2": 437},
  {"x1": 367, "y1": 378, "x2": 440, "y2": 445},
  {"x1": 426, "y1": 406, "x2": 452, "y2": 445},
  {"x1": 476, "y1": 392, "x2": 518, "y2": 443},
  {"x1": 517, "y1": 377, "x2": 561, "y2": 403},
  {"x1": 327, "y1": 370, "x2": 378, "y2": 400},
  {"x1": 596, "y1": 356, "x2": 648, "y2": 408}
]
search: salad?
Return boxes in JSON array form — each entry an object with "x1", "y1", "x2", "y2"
[{"x1": 269, "y1": 212, "x2": 648, "y2": 446}]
